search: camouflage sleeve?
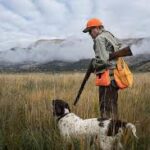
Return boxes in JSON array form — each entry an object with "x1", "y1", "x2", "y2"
[{"x1": 93, "y1": 37, "x2": 111, "y2": 74}]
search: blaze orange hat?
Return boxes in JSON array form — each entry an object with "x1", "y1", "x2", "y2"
[{"x1": 83, "y1": 18, "x2": 103, "y2": 33}]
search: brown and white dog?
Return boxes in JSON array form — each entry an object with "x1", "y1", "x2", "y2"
[{"x1": 52, "y1": 99, "x2": 138, "y2": 150}]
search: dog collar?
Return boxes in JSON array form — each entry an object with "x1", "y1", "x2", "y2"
[{"x1": 57, "y1": 113, "x2": 70, "y2": 122}]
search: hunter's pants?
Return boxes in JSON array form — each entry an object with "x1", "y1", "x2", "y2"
[{"x1": 99, "y1": 80, "x2": 119, "y2": 119}]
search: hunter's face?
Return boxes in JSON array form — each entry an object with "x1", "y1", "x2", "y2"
[{"x1": 89, "y1": 27, "x2": 100, "y2": 39}]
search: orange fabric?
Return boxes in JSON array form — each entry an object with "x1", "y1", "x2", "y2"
[
  {"x1": 95, "y1": 70, "x2": 111, "y2": 86},
  {"x1": 114, "y1": 58, "x2": 133, "y2": 89},
  {"x1": 86, "y1": 18, "x2": 103, "y2": 28}
]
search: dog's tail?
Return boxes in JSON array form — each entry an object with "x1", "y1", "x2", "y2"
[{"x1": 126, "y1": 123, "x2": 138, "y2": 139}]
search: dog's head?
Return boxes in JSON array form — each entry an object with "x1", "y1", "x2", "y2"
[{"x1": 52, "y1": 99, "x2": 71, "y2": 117}]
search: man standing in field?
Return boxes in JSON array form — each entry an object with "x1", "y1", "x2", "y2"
[{"x1": 83, "y1": 18, "x2": 124, "y2": 119}]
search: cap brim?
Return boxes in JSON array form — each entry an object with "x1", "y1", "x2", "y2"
[{"x1": 82, "y1": 27, "x2": 90, "y2": 33}]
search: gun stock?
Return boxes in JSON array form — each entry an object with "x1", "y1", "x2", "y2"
[{"x1": 109, "y1": 46, "x2": 132, "y2": 60}]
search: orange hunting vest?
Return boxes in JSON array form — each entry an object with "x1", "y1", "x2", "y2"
[
  {"x1": 95, "y1": 58, "x2": 133, "y2": 88},
  {"x1": 95, "y1": 70, "x2": 111, "y2": 86}
]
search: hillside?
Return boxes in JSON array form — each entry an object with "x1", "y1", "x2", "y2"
[
  {"x1": 0, "y1": 37, "x2": 149, "y2": 72},
  {"x1": 0, "y1": 54, "x2": 149, "y2": 72}
]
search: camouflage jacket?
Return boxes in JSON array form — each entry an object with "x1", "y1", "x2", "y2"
[{"x1": 93, "y1": 28, "x2": 124, "y2": 74}]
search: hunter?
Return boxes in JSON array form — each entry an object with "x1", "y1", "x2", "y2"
[{"x1": 83, "y1": 18, "x2": 124, "y2": 119}]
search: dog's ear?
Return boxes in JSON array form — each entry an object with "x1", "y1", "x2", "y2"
[
  {"x1": 52, "y1": 99, "x2": 71, "y2": 115},
  {"x1": 52, "y1": 99, "x2": 64, "y2": 116},
  {"x1": 55, "y1": 106, "x2": 62, "y2": 114}
]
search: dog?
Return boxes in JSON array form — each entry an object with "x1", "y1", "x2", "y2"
[{"x1": 52, "y1": 99, "x2": 138, "y2": 150}]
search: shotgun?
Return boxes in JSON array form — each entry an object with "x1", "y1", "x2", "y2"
[
  {"x1": 73, "y1": 59, "x2": 94, "y2": 106},
  {"x1": 73, "y1": 46, "x2": 132, "y2": 106}
]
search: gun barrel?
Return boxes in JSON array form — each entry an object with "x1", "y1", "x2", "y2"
[
  {"x1": 74, "y1": 59, "x2": 93, "y2": 105},
  {"x1": 73, "y1": 77, "x2": 87, "y2": 105}
]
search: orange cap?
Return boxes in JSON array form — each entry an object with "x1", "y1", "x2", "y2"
[{"x1": 83, "y1": 18, "x2": 103, "y2": 33}]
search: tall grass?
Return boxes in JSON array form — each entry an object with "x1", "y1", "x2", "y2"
[{"x1": 0, "y1": 72, "x2": 149, "y2": 150}]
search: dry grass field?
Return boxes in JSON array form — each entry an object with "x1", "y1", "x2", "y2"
[{"x1": 0, "y1": 72, "x2": 149, "y2": 150}]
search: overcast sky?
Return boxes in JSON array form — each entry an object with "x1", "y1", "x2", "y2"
[
  {"x1": 0, "y1": 0, "x2": 149, "y2": 64},
  {"x1": 0, "y1": 0, "x2": 150, "y2": 43}
]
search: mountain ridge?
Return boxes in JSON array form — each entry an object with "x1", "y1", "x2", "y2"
[
  {"x1": 0, "y1": 37, "x2": 149, "y2": 72},
  {"x1": 0, "y1": 53, "x2": 149, "y2": 72}
]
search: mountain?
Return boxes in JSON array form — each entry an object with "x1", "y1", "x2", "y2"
[
  {"x1": 0, "y1": 37, "x2": 149, "y2": 72},
  {"x1": 0, "y1": 54, "x2": 149, "y2": 72},
  {"x1": 126, "y1": 54, "x2": 150, "y2": 72}
]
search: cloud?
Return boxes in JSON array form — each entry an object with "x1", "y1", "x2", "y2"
[
  {"x1": 0, "y1": 0, "x2": 149, "y2": 40},
  {"x1": 131, "y1": 39, "x2": 150, "y2": 55},
  {"x1": 0, "y1": 38, "x2": 94, "y2": 63},
  {"x1": 0, "y1": 37, "x2": 149, "y2": 64},
  {"x1": 0, "y1": 0, "x2": 150, "y2": 63}
]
